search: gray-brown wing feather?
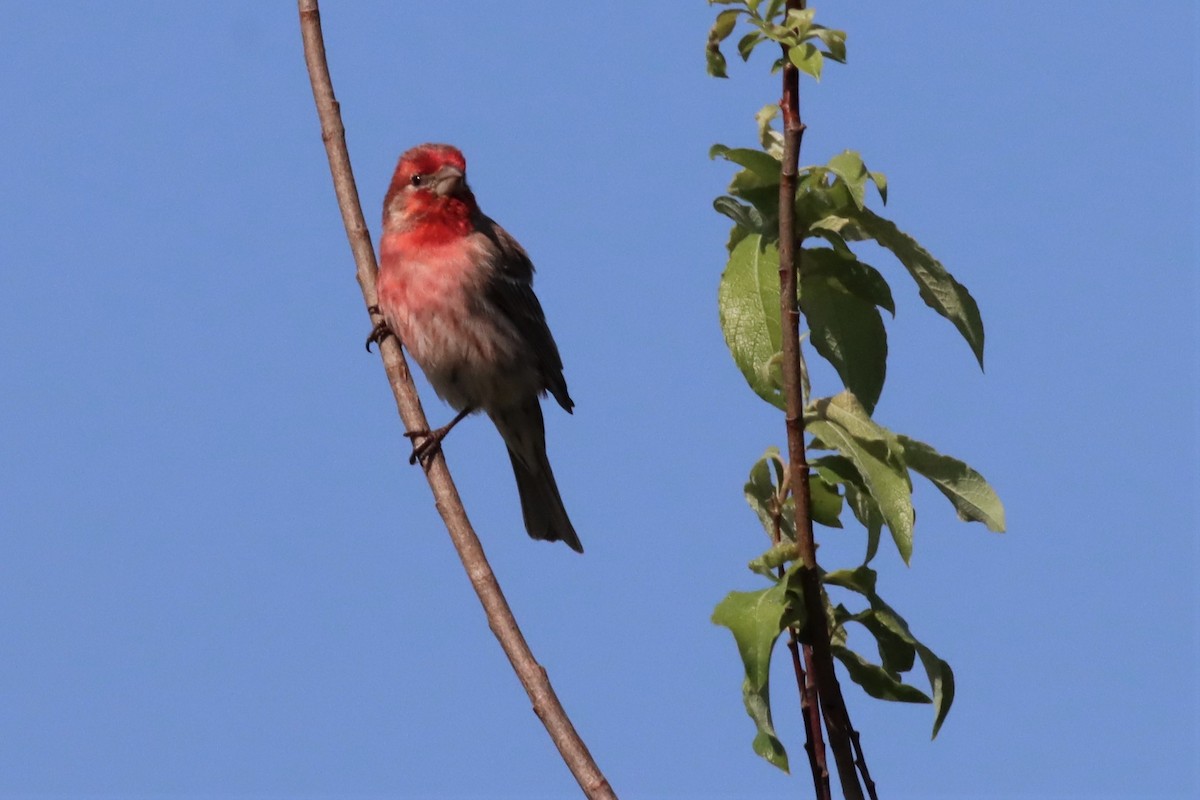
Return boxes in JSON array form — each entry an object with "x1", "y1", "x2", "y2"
[{"x1": 477, "y1": 216, "x2": 573, "y2": 412}]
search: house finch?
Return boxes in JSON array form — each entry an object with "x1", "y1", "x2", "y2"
[{"x1": 369, "y1": 143, "x2": 582, "y2": 553}]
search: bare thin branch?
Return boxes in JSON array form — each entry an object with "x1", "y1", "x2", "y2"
[
  {"x1": 297, "y1": 3, "x2": 614, "y2": 796},
  {"x1": 849, "y1": 724, "x2": 879, "y2": 800}
]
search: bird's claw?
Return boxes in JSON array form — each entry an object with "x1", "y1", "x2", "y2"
[
  {"x1": 365, "y1": 309, "x2": 393, "y2": 352},
  {"x1": 402, "y1": 408, "x2": 472, "y2": 467},
  {"x1": 404, "y1": 427, "x2": 448, "y2": 467}
]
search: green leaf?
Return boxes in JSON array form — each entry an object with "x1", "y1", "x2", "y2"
[
  {"x1": 897, "y1": 435, "x2": 1006, "y2": 532},
  {"x1": 713, "y1": 582, "x2": 788, "y2": 689},
  {"x1": 811, "y1": 418, "x2": 912, "y2": 563},
  {"x1": 846, "y1": 483, "x2": 883, "y2": 564},
  {"x1": 713, "y1": 145, "x2": 781, "y2": 210},
  {"x1": 811, "y1": 392, "x2": 891, "y2": 444},
  {"x1": 718, "y1": 235, "x2": 785, "y2": 410},
  {"x1": 829, "y1": 602, "x2": 851, "y2": 648},
  {"x1": 806, "y1": 218, "x2": 857, "y2": 259},
  {"x1": 713, "y1": 196, "x2": 766, "y2": 238},
  {"x1": 918, "y1": 647, "x2": 956, "y2": 738},
  {"x1": 710, "y1": 8, "x2": 741, "y2": 43},
  {"x1": 807, "y1": 395, "x2": 914, "y2": 562},
  {"x1": 869, "y1": 171, "x2": 888, "y2": 204},
  {"x1": 795, "y1": 180, "x2": 864, "y2": 239},
  {"x1": 802, "y1": 247, "x2": 895, "y2": 316},
  {"x1": 800, "y1": 266, "x2": 888, "y2": 414},
  {"x1": 822, "y1": 568, "x2": 956, "y2": 737},
  {"x1": 849, "y1": 608, "x2": 917, "y2": 676},
  {"x1": 788, "y1": 42, "x2": 823, "y2": 80},
  {"x1": 748, "y1": 541, "x2": 800, "y2": 577},
  {"x1": 826, "y1": 151, "x2": 870, "y2": 210},
  {"x1": 754, "y1": 103, "x2": 784, "y2": 157},
  {"x1": 725, "y1": 225, "x2": 752, "y2": 254},
  {"x1": 712, "y1": 577, "x2": 807, "y2": 771},
  {"x1": 808, "y1": 220, "x2": 871, "y2": 258},
  {"x1": 783, "y1": 6, "x2": 815, "y2": 37},
  {"x1": 737, "y1": 31, "x2": 764, "y2": 61},
  {"x1": 848, "y1": 208, "x2": 986, "y2": 368},
  {"x1": 831, "y1": 645, "x2": 931, "y2": 703},
  {"x1": 745, "y1": 447, "x2": 794, "y2": 543},
  {"x1": 732, "y1": 185, "x2": 780, "y2": 233},
  {"x1": 812, "y1": 454, "x2": 857, "y2": 485},
  {"x1": 870, "y1": 597, "x2": 957, "y2": 737},
  {"x1": 823, "y1": 564, "x2": 877, "y2": 595},
  {"x1": 710, "y1": 145, "x2": 783, "y2": 184},
  {"x1": 706, "y1": 44, "x2": 729, "y2": 78},
  {"x1": 812, "y1": 26, "x2": 848, "y2": 63},
  {"x1": 761, "y1": 21, "x2": 796, "y2": 47},
  {"x1": 809, "y1": 474, "x2": 844, "y2": 528}
]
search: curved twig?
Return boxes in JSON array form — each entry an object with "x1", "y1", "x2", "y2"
[{"x1": 297, "y1": 3, "x2": 615, "y2": 797}]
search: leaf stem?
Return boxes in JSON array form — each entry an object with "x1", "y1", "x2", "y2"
[{"x1": 297, "y1": 3, "x2": 615, "y2": 797}]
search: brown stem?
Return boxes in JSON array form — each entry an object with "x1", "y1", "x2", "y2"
[
  {"x1": 777, "y1": 1, "x2": 864, "y2": 797},
  {"x1": 849, "y1": 723, "x2": 879, "y2": 800},
  {"x1": 818, "y1": 683, "x2": 878, "y2": 800},
  {"x1": 774, "y1": 507, "x2": 829, "y2": 800},
  {"x1": 808, "y1": 653, "x2": 878, "y2": 799},
  {"x1": 801, "y1": 644, "x2": 832, "y2": 795},
  {"x1": 788, "y1": 632, "x2": 831, "y2": 800},
  {"x1": 297, "y1": 3, "x2": 615, "y2": 797}
]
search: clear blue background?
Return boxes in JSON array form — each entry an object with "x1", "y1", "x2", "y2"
[{"x1": 1, "y1": 2, "x2": 1196, "y2": 798}]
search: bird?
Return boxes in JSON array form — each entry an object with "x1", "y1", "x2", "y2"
[{"x1": 368, "y1": 143, "x2": 582, "y2": 553}]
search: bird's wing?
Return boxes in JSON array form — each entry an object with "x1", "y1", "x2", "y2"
[{"x1": 478, "y1": 216, "x2": 574, "y2": 413}]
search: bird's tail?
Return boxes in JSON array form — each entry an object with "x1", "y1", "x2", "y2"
[{"x1": 490, "y1": 401, "x2": 582, "y2": 553}]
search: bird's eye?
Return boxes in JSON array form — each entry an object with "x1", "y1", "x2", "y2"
[{"x1": 410, "y1": 174, "x2": 423, "y2": 187}]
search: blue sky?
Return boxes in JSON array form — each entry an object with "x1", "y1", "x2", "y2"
[{"x1": 1, "y1": 2, "x2": 1196, "y2": 798}]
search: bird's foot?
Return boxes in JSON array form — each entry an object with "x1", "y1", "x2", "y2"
[
  {"x1": 402, "y1": 407, "x2": 473, "y2": 467},
  {"x1": 365, "y1": 307, "x2": 393, "y2": 352},
  {"x1": 404, "y1": 424, "x2": 452, "y2": 467}
]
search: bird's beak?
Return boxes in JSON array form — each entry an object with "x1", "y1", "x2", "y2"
[{"x1": 431, "y1": 165, "x2": 466, "y2": 198}]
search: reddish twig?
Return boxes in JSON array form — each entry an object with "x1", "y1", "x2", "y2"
[
  {"x1": 773, "y1": 507, "x2": 830, "y2": 800},
  {"x1": 297, "y1": 3, "x2": 614, "y2": 797},
  {"x1": 776, "y1": 1, "x2": 865, "y2": 797},
  {"x1": 817, "y1": 679, "x2": 878, "y2": 799},
  {"x1": 788, "y1": 630, "x2": 830, "y2": 800}
]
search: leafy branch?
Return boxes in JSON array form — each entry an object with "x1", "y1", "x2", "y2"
[
  {"x1": 297, "y1": 3, "x2": 615, "y2": 796},
  {"x1": 707, "y1": 2, "x2": 1005, "y2": 796}
]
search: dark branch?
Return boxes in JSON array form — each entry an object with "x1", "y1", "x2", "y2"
[{"x1": 849, "y1": 723, "x2": 879, "y2": 800}]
